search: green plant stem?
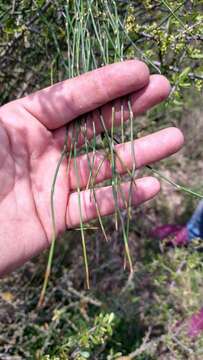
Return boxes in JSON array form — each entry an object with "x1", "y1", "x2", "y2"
[
  {"x1": 73, "y1": 137, "x2": 90, "y2": 289},
  {"x1": 147, "y1": 165, "x2": 203, "y2": 199},
  {"x1": 38, "y1": 130, "x2": 69, "y2": 307},
  {"x1": 99, "y1": 110, "x2": 133, "y2": 272}
]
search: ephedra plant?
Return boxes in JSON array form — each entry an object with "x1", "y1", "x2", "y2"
[{"x1": 38, "y1": 0, "x2": 203, "y2": 305}]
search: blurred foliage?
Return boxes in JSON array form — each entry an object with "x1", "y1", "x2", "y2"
[
  {"x1": 1, "y1": 236, "x2": 203, "y2": 359},
  {"x1": 0, "y1": 0, "x2": 202, "y2": 110}
]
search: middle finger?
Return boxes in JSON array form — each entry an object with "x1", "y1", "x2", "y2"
[{"x1": 69, "y1": 127, "x2": 184, "y2": 190}]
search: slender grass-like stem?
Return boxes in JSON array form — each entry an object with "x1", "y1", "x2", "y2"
[
  {"x1": 38, "y1": 130, "x2": 69, "y2": 307},
  {"x1": 73, "y1": 131, "x2": 90, "y2": 289},
  {"x1": 99, "y1": 110, "x2": 133, "y2": 272},
  {"x1": 121, "y1": 100, "x2": 125, "y2": 144},
  {"x1": 87, "y1": 0, "x2": 107, "y2": 65},
  {"x1": 107, "y1": 0, "x2": 160, "y2": 73},
  {"x1": 125, "y1": 99, "x2": 136, "y2": 238},
  {"x1": 147, "y1": 165, "x2": 203, "y2": 199},
  {"x1": 81, "y1": 120, "x2": 108, "y2": 242},
  {"x1": 161, "y1": 0, "x2": 185, "y2": 28}
]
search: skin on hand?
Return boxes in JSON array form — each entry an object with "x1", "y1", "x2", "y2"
[{"x1": 0, "y1": 60, "x2": 184, "y2": 275}]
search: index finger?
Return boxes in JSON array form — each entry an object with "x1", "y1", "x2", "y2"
[{"x1": 17, "y1": 60, "x2": 149, "y2": 130}]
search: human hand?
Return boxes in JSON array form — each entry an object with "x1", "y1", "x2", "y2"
[{"x1": 0, "y1": 60, "x2": 184, "y2": 275}]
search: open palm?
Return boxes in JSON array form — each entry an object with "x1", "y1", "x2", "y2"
[{"x1": 0, "y1": 60, "x2": 184, "y2": 275}]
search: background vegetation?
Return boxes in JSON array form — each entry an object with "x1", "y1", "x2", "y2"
[{"x1": 0, "y1": 1, "x2": 203, "y2": 359}]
